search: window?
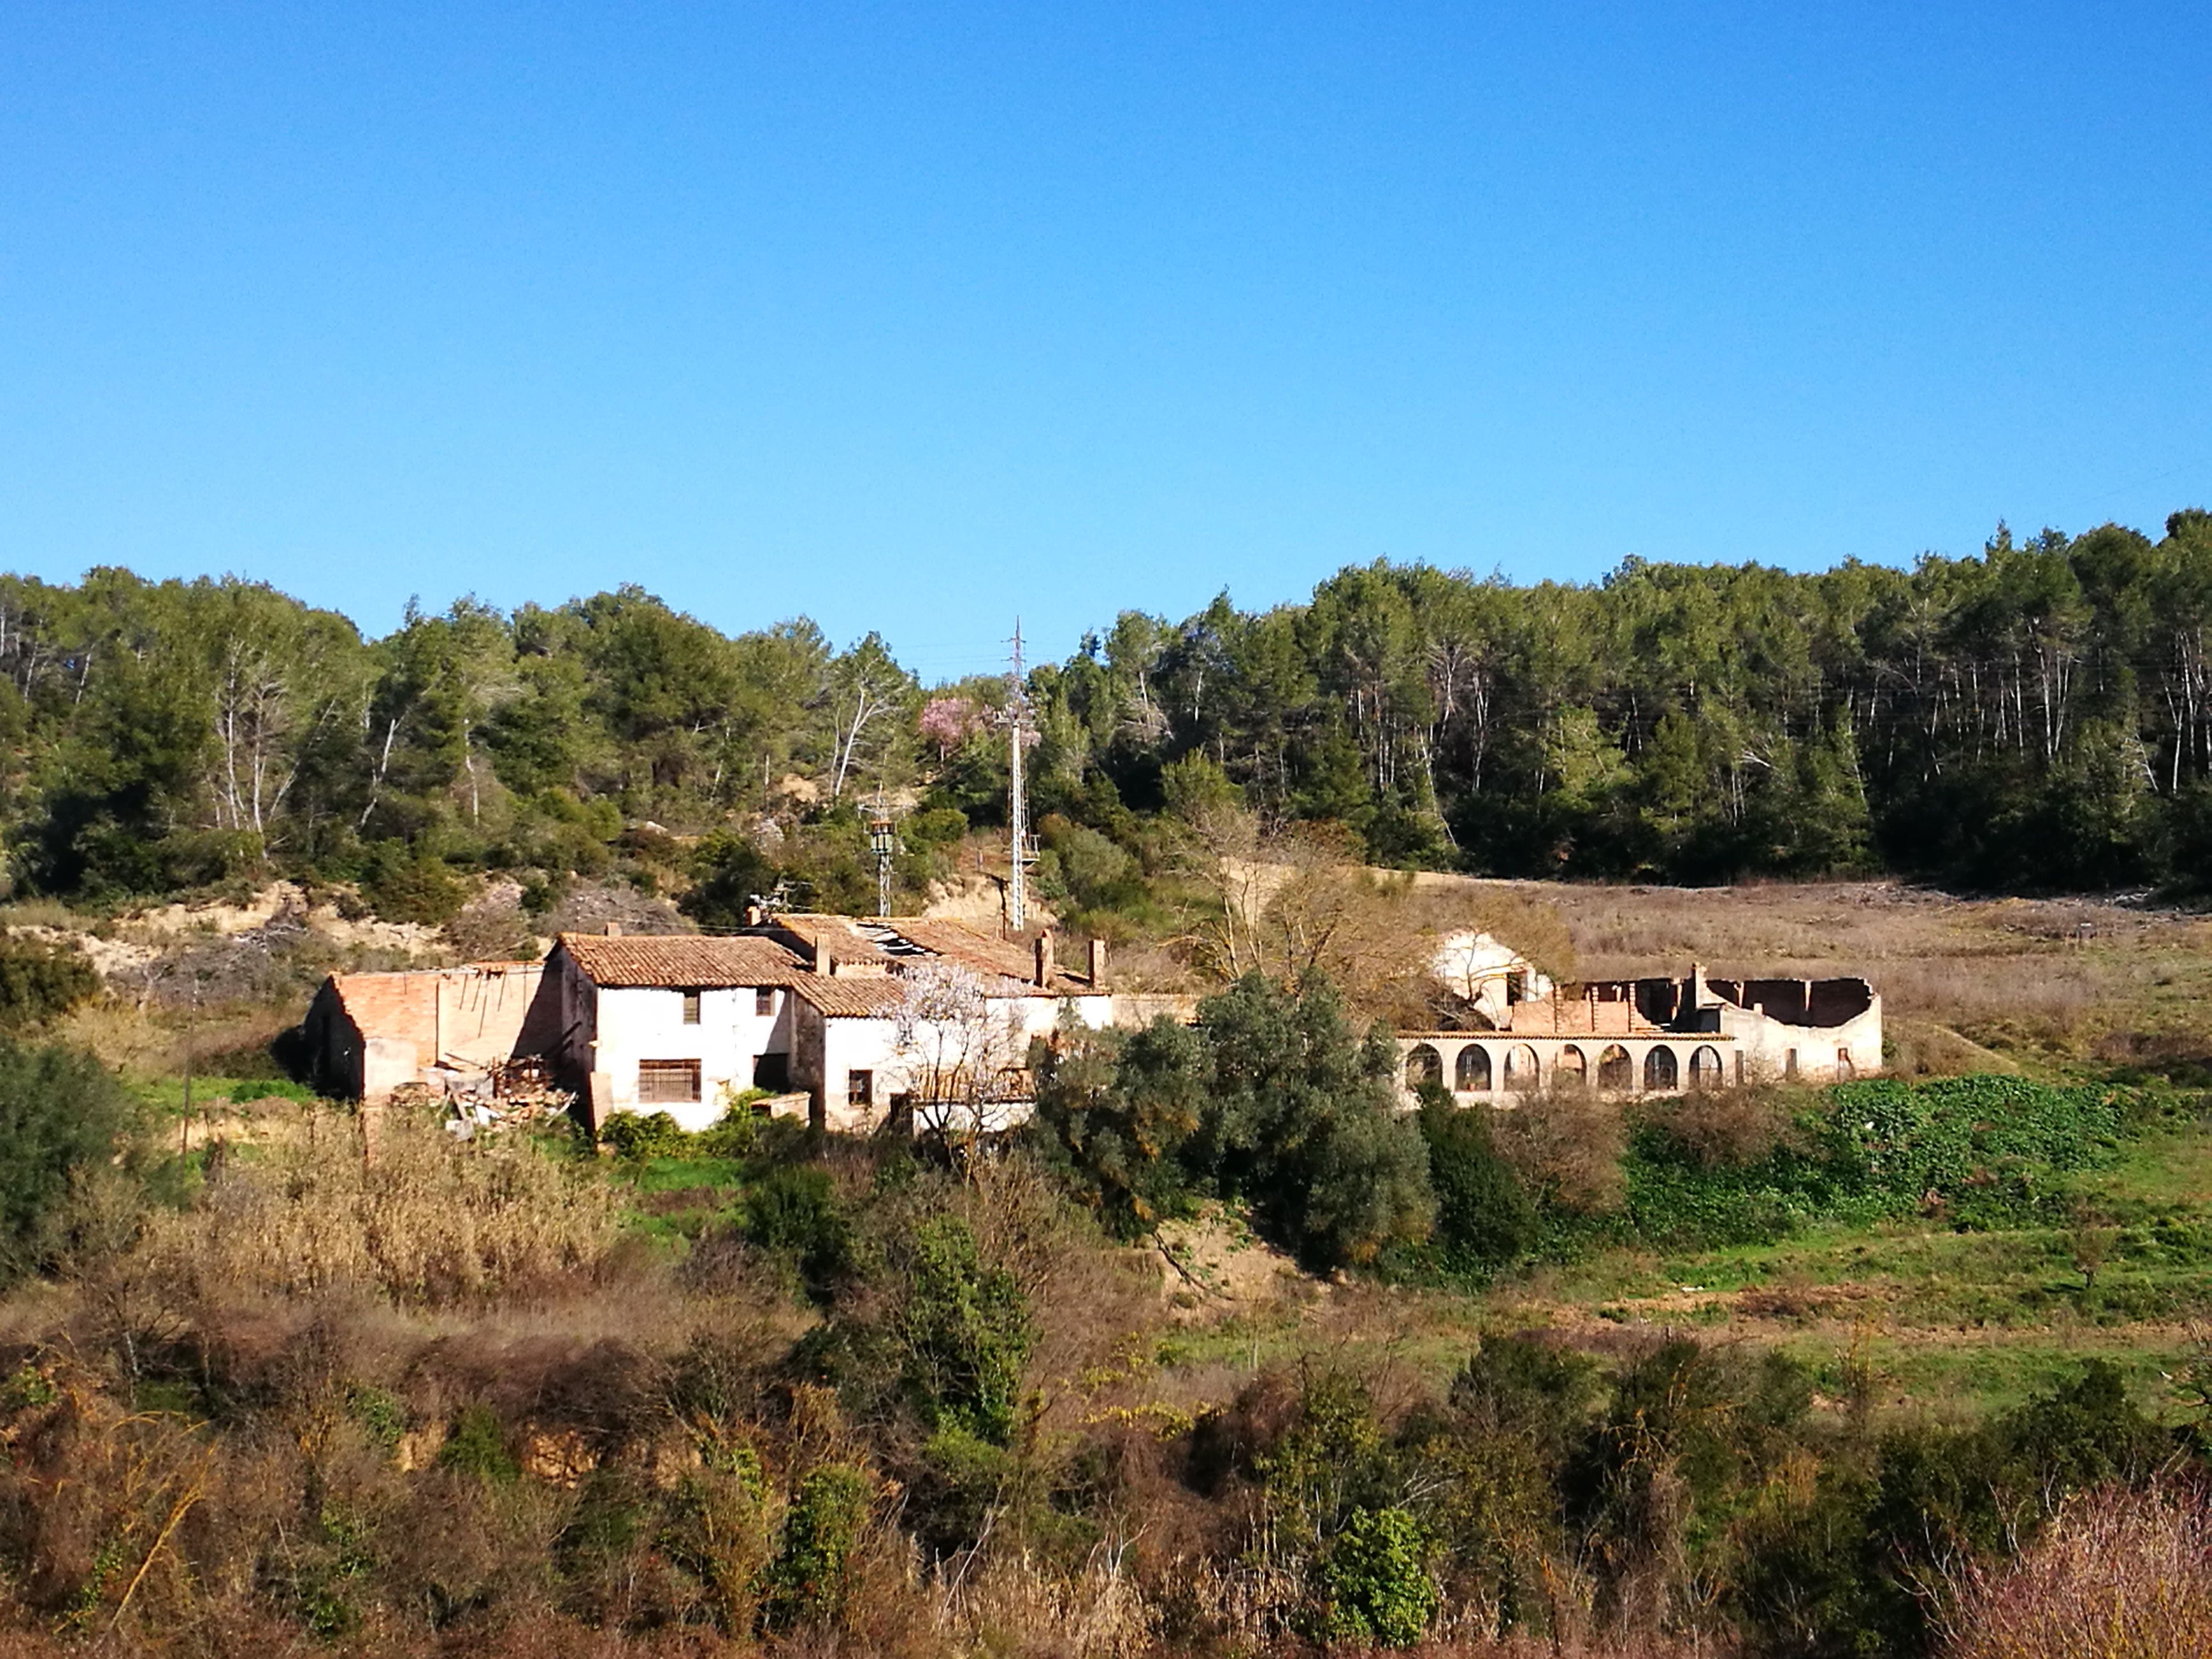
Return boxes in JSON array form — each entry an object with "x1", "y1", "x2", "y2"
[
  {"x1": 1784, "y1": 1048, "x2": 1800, "y2": 1080},
  {"x1": 755, "y1": 987, "x2": 774, "y2": 1016},
  {"x1": 1836, "y1": 1047, "x2": 1855, "y2": 1079},
  {"x1": 638, "y1": 1059, "x2": 701, "y2": 1104},
  {"x1": 681, "y1": 991, "x2": 701, "y2": 1025},
  {"x1": 847, "y1": 1069, "x2": 874, "y2": 1107}
]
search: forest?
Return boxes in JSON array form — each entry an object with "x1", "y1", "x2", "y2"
[{"x1": 4, "y1": 506, "x2": 2212, "y2": 913}]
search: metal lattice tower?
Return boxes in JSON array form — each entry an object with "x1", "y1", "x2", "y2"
[
  {"x1": 1006, "y1": 620, "x2": 1037, "y2": 933},
  {"x1": 868, "y1": 797, "x2": 897, "y2": 918}
]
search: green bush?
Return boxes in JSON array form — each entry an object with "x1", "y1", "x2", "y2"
[
  {"x1": 1416, "y1": 1084, "x2": 1539, "y2": 1275},
  {"x1": 0, "y1": 936, "x2": 99, "y2": 1030},
  {"x1": 759, "y1": 1464, "x2": 871, "y2": 1633},
  {"x1": 1316, "y1": 1506, "x2": 1438, "y2": 1647},
  {"x1": 1187, "y1": 973, "x2": 1435, "y2": 1269},
  {"x1": 0, "y1": 1039, "x2": 136, "y2": 1282},
  {"x1": 744, "y1": 1165, "x2": 852, "y2": 1298},
  {"x1": 438, "y1": 1403, "x2": 518, "y2": 1482},
  {"x1": 893, "y1": 1216, "x2": 1034, "y2": 1444},
  {"x1": 1620, "y1": 1075, "x2": 2132, "y2": 1247},
  {"x1": 599, "y1": 1109, "x2": 693, "y2": 1160},
  {"x1": 360, "y1": 846, "x2": 467, "y2": 924}
]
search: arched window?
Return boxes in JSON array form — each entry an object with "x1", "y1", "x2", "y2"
[
  {"x1": 1644, "y1": 1046, "x2": 1680, "y2": 1092},
  {"x1": 1505, "y1": 1044, "x2": 1540, "y2": 1093},
  {"x1": 1597, "y1": 1044, "x2": 1633, "y2": 1091},
  {"x1": 1456, "y1": 1045, "x2": 1491, "y2": 1092},
  {"x1": 1689, "y1": 1045, "x2": 1724, "y2": 1090},
  {"x1": 1556, "y1": 1045, "x2": 1588, "y2": 1089},
  {"x1": 1405, "y1": 1044, "x2": 1442, "y2": 1090}
]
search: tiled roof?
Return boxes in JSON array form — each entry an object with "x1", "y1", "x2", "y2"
[
  {"x1": 878, "y1": 919, "x2": 1095, "y2": 995},
  {"x1": 764, "y1": 915, "x2": 894, "y2": 966},
  {"x1": 555, "y1": 933, "x2": 811, "y2": 989},
  {"x1": 787, "y1": 976, "x2": 911, "y2": 1017}
]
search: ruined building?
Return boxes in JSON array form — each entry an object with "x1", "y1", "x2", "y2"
[{"x1": 1397, "y1": 963, "x2": 1881, "y2": 1100}]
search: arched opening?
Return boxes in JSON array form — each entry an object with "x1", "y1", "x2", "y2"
[
  {"x1": 1505, "y1": 1044, "x2": 1540, "y2": 1093},
  {"x1": 1836, "y1": 1047, "x2": 1855, "y2": 1080},
  {"x1": 1405, "y1": 1044, "x2": 1442, "y2": 1091},
  {"x1": 1597, "y1": 1044, "x2": 1633, "y2": 1091},
  {"x1": 1556, "y1": 1045, "x2": 1588, "y2": 1090},
  {"x1": 1456, "y1": 1045, "x2": 1491, "y2": 1093},
  {"x1": 1689, "y1": 1045, "x2": 1724, "y2": 1090},
  {"x1": 1644, "y1": 1046, "x2": 1680, "y2": 1092}
]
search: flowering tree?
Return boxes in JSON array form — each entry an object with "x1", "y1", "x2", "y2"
[
  {"x1": 919, "y1": 696, "x2": 984, "y2": 760},
  {"x1": 891, "y1": 958, "x2": 1031, "y2": 1142}
]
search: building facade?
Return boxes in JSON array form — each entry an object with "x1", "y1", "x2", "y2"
[{"x1": 1397, "y1": 963, "x2": 1881, "y2": 1102}]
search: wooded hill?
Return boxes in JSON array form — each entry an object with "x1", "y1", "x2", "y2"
[{"x1": 4, "y1": 507, "x2": 2210, "y2": 910}]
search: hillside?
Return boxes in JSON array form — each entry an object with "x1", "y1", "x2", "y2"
[{"x1": 0, "y1": 871, "x2": 2203, "y2": 1654}]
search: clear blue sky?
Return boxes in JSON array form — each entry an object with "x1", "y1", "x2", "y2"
[{"x1": 3, "y1": 4, "x2": 2208, "y2": 682}]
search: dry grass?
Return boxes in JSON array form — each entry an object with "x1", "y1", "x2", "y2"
[
  {"x1": 1410, "y1": 876, "x2": 2212, "y2": 1065},
  {"x1": 1939, "y1": 1482, "x2": 2212, "y2": 1659},
  {"x1": 133, "y1": 1108, "x2": 620, "y2": 1306}
]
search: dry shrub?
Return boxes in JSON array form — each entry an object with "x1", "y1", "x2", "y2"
[
  {"x1": 135, "y1": 1111, "x2": 619, "y2": 1306},
  {"x1": 1941, "y1": 1482, "x2": 2212, "y2": 1659},
  {"x1": 1491, "y1": 1093, "x2": 1627, "y2": 1215},
  {"x1": 1646, "y1": 1089, "x2": 1801, "y2": 1169}
]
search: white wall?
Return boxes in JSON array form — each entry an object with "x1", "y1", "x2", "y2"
[
  {"x1": 808, "y1": 992, "x2": 1119, "y2": 1132},
  {"x1": 590, "y1": 984, "x2": 794, "y2": 1132}
]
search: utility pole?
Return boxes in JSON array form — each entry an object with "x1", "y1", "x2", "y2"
[{"x1": 1007, "y1": 620, "x2": 1037, "y2": 934}]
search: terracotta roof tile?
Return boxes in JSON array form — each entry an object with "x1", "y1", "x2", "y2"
[
  {"x1": 556, "y1": 933, "x2": 811, "y2": 989},
  {"x1": 787, "y1": 976, "x2": 911, "y2": 1017},
  {"x1": 877, "y1": 919, "x2": 1095, "y2": 995}
]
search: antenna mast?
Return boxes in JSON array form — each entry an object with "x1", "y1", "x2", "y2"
[
  {"x1": 868, "y1": 794, "x2": 897, "y2": 918},
  {"x1": 1007, "y1": 620, "x2": 1037, "y2": 933}
]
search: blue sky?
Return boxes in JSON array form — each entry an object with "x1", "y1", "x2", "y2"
[{"x1": 2, "y1": 4, "x2": 2208, "y2": 682}]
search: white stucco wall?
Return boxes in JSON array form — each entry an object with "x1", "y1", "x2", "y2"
[
  {"x1": 1720, "y1": 996, "x2": 1884, "y2": 1084},
  {"x1": 589, "y1": 984, "x2": 795, "y2": 1132},
  {"x1": 807, "y1": 992, "x2": 1119, "y2": 1132}
]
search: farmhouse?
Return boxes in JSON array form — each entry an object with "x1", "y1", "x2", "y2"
[
  {"x1": 545, "y1": 916, "x2": 1166, "y2": 1133},
  {"x1": 1397, "y1": 962, "x2": 1881, "y2": 1102}
]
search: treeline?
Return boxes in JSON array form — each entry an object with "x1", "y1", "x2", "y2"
[{"x1": 5, "y1": 507, "x2": 2211, "y2": 908}]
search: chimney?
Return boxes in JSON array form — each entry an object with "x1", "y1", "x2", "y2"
[
  {"x1": 744, "y1": 903, "x2": 763, "y2": 928},
  {"x1": 1086, "y1": 936, "x2": 1108, "y2": 987},
  {"x1": 813, "y1": 936, "x2": 831, "y2": 977},
  {"x1": 603, "y1": 921, "x2": 623, "y2": 937},
  {"x1": 1034, "y1": 930, "x2": 1054, "y2": 988}
]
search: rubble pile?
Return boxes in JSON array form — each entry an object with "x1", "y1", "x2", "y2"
[{"x1": 387, "y1": 1054, "x2": 577, "y2": 1138}]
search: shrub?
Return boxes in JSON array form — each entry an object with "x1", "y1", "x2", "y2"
[
  {"x1": 438, "y1": 1404, "x2": 518, "y2": 1482},
  {"x1": 0, "y1": 936, "x2": 99, "y2": 1030},
  {"x1": 599, "y1": 1109, "x2": 692, "y2": 1160},
  {"x1": 1417, "y1": 1084, "x2": 1539, "y2": 1275},
  {"x1": 743, "y1": 1165, "x2": 851, "y2": 1298},
  {"x1": 1316, "y1": 1506, "x2": 1438, "y2": 1647},
  {"x1": 1940, "y1": 1482, "x2": 2212, "y2": 1659},
  {"x1": 892, "y1": 1216, "x2": 1034, "y2": 1444},
  {"x1": 0, "y1": 1039, "x2": 135, "y2": 1283},
  {"x1": 1030, "y1": 1015, "x2": 1204, "y2": 1236},
  {"x1": 360, "y1": 847, "x2": 467, "y2": 924},
  {"x1": 760, "y1": 1464, "x2": 872, "y2": 1633}
]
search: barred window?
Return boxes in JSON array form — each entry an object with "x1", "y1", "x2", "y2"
[
  {"x1": 755, "y1": 987, "x2": 774, "y2": 1016},
  {"x1": 681, "y1": 991, "x2": 702, "y2": 1025},
  {"x1": 638, "y1": 1059, "x2": 701, "y2": 1104}
]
